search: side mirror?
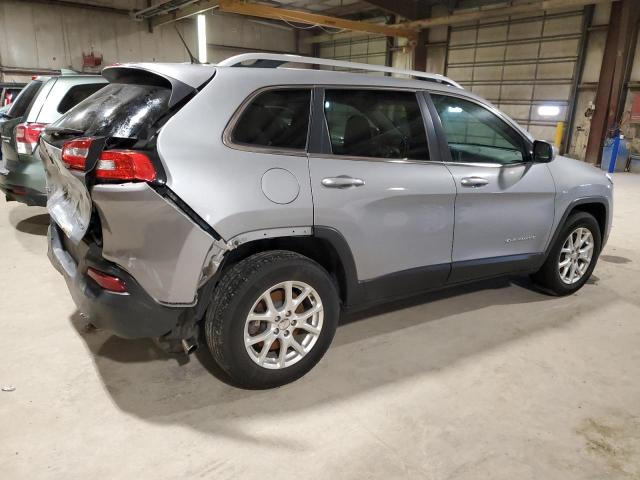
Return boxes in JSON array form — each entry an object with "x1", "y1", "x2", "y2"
[{"x1": 533, "y1": 140, "x2": 556, "y2": 163}]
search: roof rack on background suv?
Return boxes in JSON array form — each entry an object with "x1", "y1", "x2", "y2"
[{"x1": 217, "y1": 53, "x2": 463, "y2": 89}]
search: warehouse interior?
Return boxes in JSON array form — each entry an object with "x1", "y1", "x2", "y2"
[{"x1": 1, "y1": 0, "x2": 639, "y2": 478}]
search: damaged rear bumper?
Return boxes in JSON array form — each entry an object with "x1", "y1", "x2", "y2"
[{"x1": 48, "y1": 223, "x2": 184, "y2": 338}]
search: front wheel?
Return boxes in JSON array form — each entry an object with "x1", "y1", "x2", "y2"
[
  {"x1": 531, "y1": 212, "x2": 602, "y2": 295},
  {"x1": 205, "y1": 251, "x2": 340, "y2": 389}
]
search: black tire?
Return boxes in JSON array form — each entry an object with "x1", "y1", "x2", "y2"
[
  {"x1": 204, "y1": 250, "x2": 340, "y2": 389},
  {"x1": 531, "y1": 212, "x2": 602, "y2": 296}
]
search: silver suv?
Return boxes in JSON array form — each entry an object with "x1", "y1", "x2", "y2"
[{"x1": 41, "y1": 54, "x2": 613, "y2": 389}]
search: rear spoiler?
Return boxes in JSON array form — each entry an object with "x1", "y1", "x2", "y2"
[{"x1": 102, "y1": 63, "x2": 216, "y2": 108}]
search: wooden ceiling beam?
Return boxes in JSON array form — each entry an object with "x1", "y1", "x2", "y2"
[{"x1": 218, "y1": 0, "x2": 417, "y2": 39}]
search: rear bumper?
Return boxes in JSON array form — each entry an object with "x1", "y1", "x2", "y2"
[
  {"x1": 0, "y1": 155, "x2": 46, "y2": 206},
  {"x1": 47, "y1": 223, "x2": 185, "y2": 339}
]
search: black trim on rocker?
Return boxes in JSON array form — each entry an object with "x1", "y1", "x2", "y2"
[
  {"x1": 448, "y1": 253, "x2": 545, "y2": 284},
  {"x1": 313, "y1": 226, "x2": 450, "y2": 308},
  {"x1": 357, "y1": 263, "x2": 450, "y2": 307}
]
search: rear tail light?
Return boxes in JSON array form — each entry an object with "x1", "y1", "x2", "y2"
[
  {"x1": 95, "y1": 150, "x2": 156, "y2": 182},
  {"x1": 15, "y1": 122, "x2": 46, "y2": 155},
  {"x1": 61, "y1": 138, "x2": 156, "y2": 182},
  {"x1": 87, "y1": 267, "x2": 127, "y2": 293},
  {"x1": 61, "y1": 138, "x2": 92, "y2": 170}
]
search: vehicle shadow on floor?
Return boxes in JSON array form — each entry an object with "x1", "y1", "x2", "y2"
[
  {"x1": 8, "y1": 207, "x2": 48, "y2": 236},
  {"x1": 67, "y1": 273, "x2": 611, "y2": 445}
]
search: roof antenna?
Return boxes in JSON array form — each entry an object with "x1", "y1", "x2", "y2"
[{"x1": 174, "y1": 25, "x2": 199, "y2": 64}]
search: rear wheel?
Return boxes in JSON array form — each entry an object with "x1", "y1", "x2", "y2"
[
  {"x1": 532, "y1": 212, "x2": 601, "y2": 295},
  {"x1": 205, "y1": 250, "x2": 339, "y2": 389}
]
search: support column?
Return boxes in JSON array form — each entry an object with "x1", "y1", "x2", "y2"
[
  {"x1": 584, "y1": 0, "x2": 640, "y2": 164},
  {"x1": 412, "y1": 2, "x2": 430, "y2": 71}
]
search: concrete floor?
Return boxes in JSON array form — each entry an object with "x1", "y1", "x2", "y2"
[{"x1": 1, "y1": 174, "x2": 639, "y2": 479}]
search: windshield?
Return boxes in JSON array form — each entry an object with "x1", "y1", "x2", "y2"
[
  {"x1": 6, "y1": 80, "x2": 42, "y2": 119},
  {"x1": 49, "y1": 83, "x2": 171, "y2": 139}
]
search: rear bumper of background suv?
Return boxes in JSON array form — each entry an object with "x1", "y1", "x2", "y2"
[
  {"x1": 47, "y1": 223, "x2": 185, "y2": 339},
  {"x1": 0, "y1": 155, "x2": 46, "y2": 206}
]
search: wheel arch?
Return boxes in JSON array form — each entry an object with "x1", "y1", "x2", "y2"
[
  {"x1": 545, "y1": 197, "x2": 609, "y2": 258},
  {"x1": 218, "y1": 227, "x2": 359, "y2": 306}
]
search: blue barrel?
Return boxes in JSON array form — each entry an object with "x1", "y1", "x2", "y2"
[{"x1": 601, "y1": 136, "x2": 629, "y2": 172}]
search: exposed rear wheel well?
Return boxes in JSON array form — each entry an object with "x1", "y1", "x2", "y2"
[
  {"x1": 220, "y1": 236, "x2": 349, "y2": 304},
  {"x1": 569, "y1": 202, "x2": 607, "y2": 239}
]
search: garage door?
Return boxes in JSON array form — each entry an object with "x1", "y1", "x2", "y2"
[
  {"x1": 445, "y1": 8, "x2": 585, "y2": 142},
  {"x1": 317, "y1": 30, "x2": 389, "y2": 74}
]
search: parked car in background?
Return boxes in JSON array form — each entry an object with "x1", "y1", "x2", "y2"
[
  {"x1": 42, "y1": 54, "x2": 612, "y2": 389},
  {"x1": 0, "y1": 74, "x2": 106, "y2": 205},
  {"x1": 1, "y1": 82, "x2": 26, "y2": 107}
]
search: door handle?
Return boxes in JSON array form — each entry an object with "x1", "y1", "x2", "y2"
[
  {"x1": 460, "y1": 176, "x2": 489, "y2": 188},
  {"x1": 321, "y1": 176, "x2": 365, "y2": 188}
]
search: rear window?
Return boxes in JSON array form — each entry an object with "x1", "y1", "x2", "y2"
[
  {"x1": 6, "y1": 80, "x2": 42, "y2": 118},
  {"x1": 231, "y1": 89, "x2": 311, "y2": 150},
  {"x1": 57, "y1": 83, "x2": 105, "y2": 114},
  {"x1": 50, "y1": 83, "x2": 171, "y2": 139}
]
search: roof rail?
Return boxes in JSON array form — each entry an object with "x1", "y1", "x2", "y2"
[{"x1": 217, "y1": 53, "x2": 463, "y2": 89}]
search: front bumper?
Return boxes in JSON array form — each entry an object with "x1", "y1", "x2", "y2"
[{"x1": 48, "y1": 223, "x2": 185, "y2": 339}]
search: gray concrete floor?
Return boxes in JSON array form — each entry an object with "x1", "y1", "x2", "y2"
[{"x1": 1, "y1": 174, "x2": 639, "y2": 479}]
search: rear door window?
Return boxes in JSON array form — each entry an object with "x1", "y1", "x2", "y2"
[
  {"x1": 49, "y1": 83, "x2": 171, "y2": 139},
  {"x1": 6, "y1": 80, "x2": 42, "y2": 118},
  {"x1": 231, "y1": 89, "x2": 311, "y2": 150},
  {"x1": 323, "y1": 89, "x2": 429, "y2": 160}
]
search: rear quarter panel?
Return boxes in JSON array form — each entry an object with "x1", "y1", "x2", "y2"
[{"x1": 156, "y1": 69, "x2": 314, "y2": 241}]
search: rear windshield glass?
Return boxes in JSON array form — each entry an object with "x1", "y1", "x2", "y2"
[
  {"x1": 57, "y1": 83, "x2": 106, "y2": 114},
  {"x1": 50, "y1": 83, "x2": 171, "y2": 139},
  {"x1": 6, "y1": 80, "x2": 42, "y2": 118}
]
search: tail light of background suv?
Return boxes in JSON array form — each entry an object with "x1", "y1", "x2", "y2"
[{"x1": 15, "y1": 122, "x2": 46, "y2": 155}]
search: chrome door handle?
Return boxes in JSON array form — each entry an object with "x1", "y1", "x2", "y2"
[
  {"x1": 460, "y1": 176, "x2": 489, "y2": 188},
  {"x1": 321, "y1": 176, "x2": 365, "y2": 188}
]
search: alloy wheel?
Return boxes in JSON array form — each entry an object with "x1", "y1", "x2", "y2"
[
  {"x1": 558, "y1": 227, "x2": 594, "y2": 285},
  {"x1": 244, "y1": 281, "x2": 323, "y2": 369}
]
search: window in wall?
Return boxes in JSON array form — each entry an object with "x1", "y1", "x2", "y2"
[
  {"x1": 324, "y1": 90, "x2": 429, "y2": 160},
  {"x1": 232, "y1": 89, "x2": 311, "y2": 150},
  {"x1": 431, "y1": 94, "x2": 526, "y2": 165}
]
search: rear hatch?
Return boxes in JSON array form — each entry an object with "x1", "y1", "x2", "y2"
[{"x1": 40, "y1": 64, "x2": 215, "y2": 244}]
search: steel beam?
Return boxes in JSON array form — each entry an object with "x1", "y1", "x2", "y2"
[
  {"x1": 584, "y1": 0, "x2": 640, "y2": 164},
  {"x1": 151, "y1": 0, "x2": 219, "y2": 28},
  {"x1": 397, "y1": 0, "x2": 617, "y2": 30},
  {"x1": 18, "y1": 0, "x2": 130, "y2": 14},
  {"x1": 363, "y1": 0, "x2": 427, "y2": 20}
]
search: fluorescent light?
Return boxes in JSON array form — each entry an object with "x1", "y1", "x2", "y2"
[
  {"x1": 447, "y1": 106, "x2": 463, "y2": 113},
  {"x1": 197, "y1": 14, "x2": 207, "y2": 63},
  {"x1": 538, "y1": 105, "x2": 560, "y2": 117}
]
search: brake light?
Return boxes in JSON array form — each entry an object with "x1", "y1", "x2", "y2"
[
  {"x1": 61, "y1": 138, "x2": 92, "y2": 170},
  {"x1": 87, "y1": 267, "x2": 127, "y2": 293},
  {"x1": 15, "y1": 122, "x2": 46, "y2": 154},
  {"x1": 61, "y1": 138, "x2": 156, "y2": 182},
  {"x1": 96, "y1": 150, "x2": 156, "y2": 182}
]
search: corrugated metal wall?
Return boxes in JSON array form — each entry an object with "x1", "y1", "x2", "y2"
[
  {"x1": 445, "y1": 9, "x2": 586, "y2": 142},
  {"x1": 318, "y1": 34, "x2": 387, "y2": 69}
]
